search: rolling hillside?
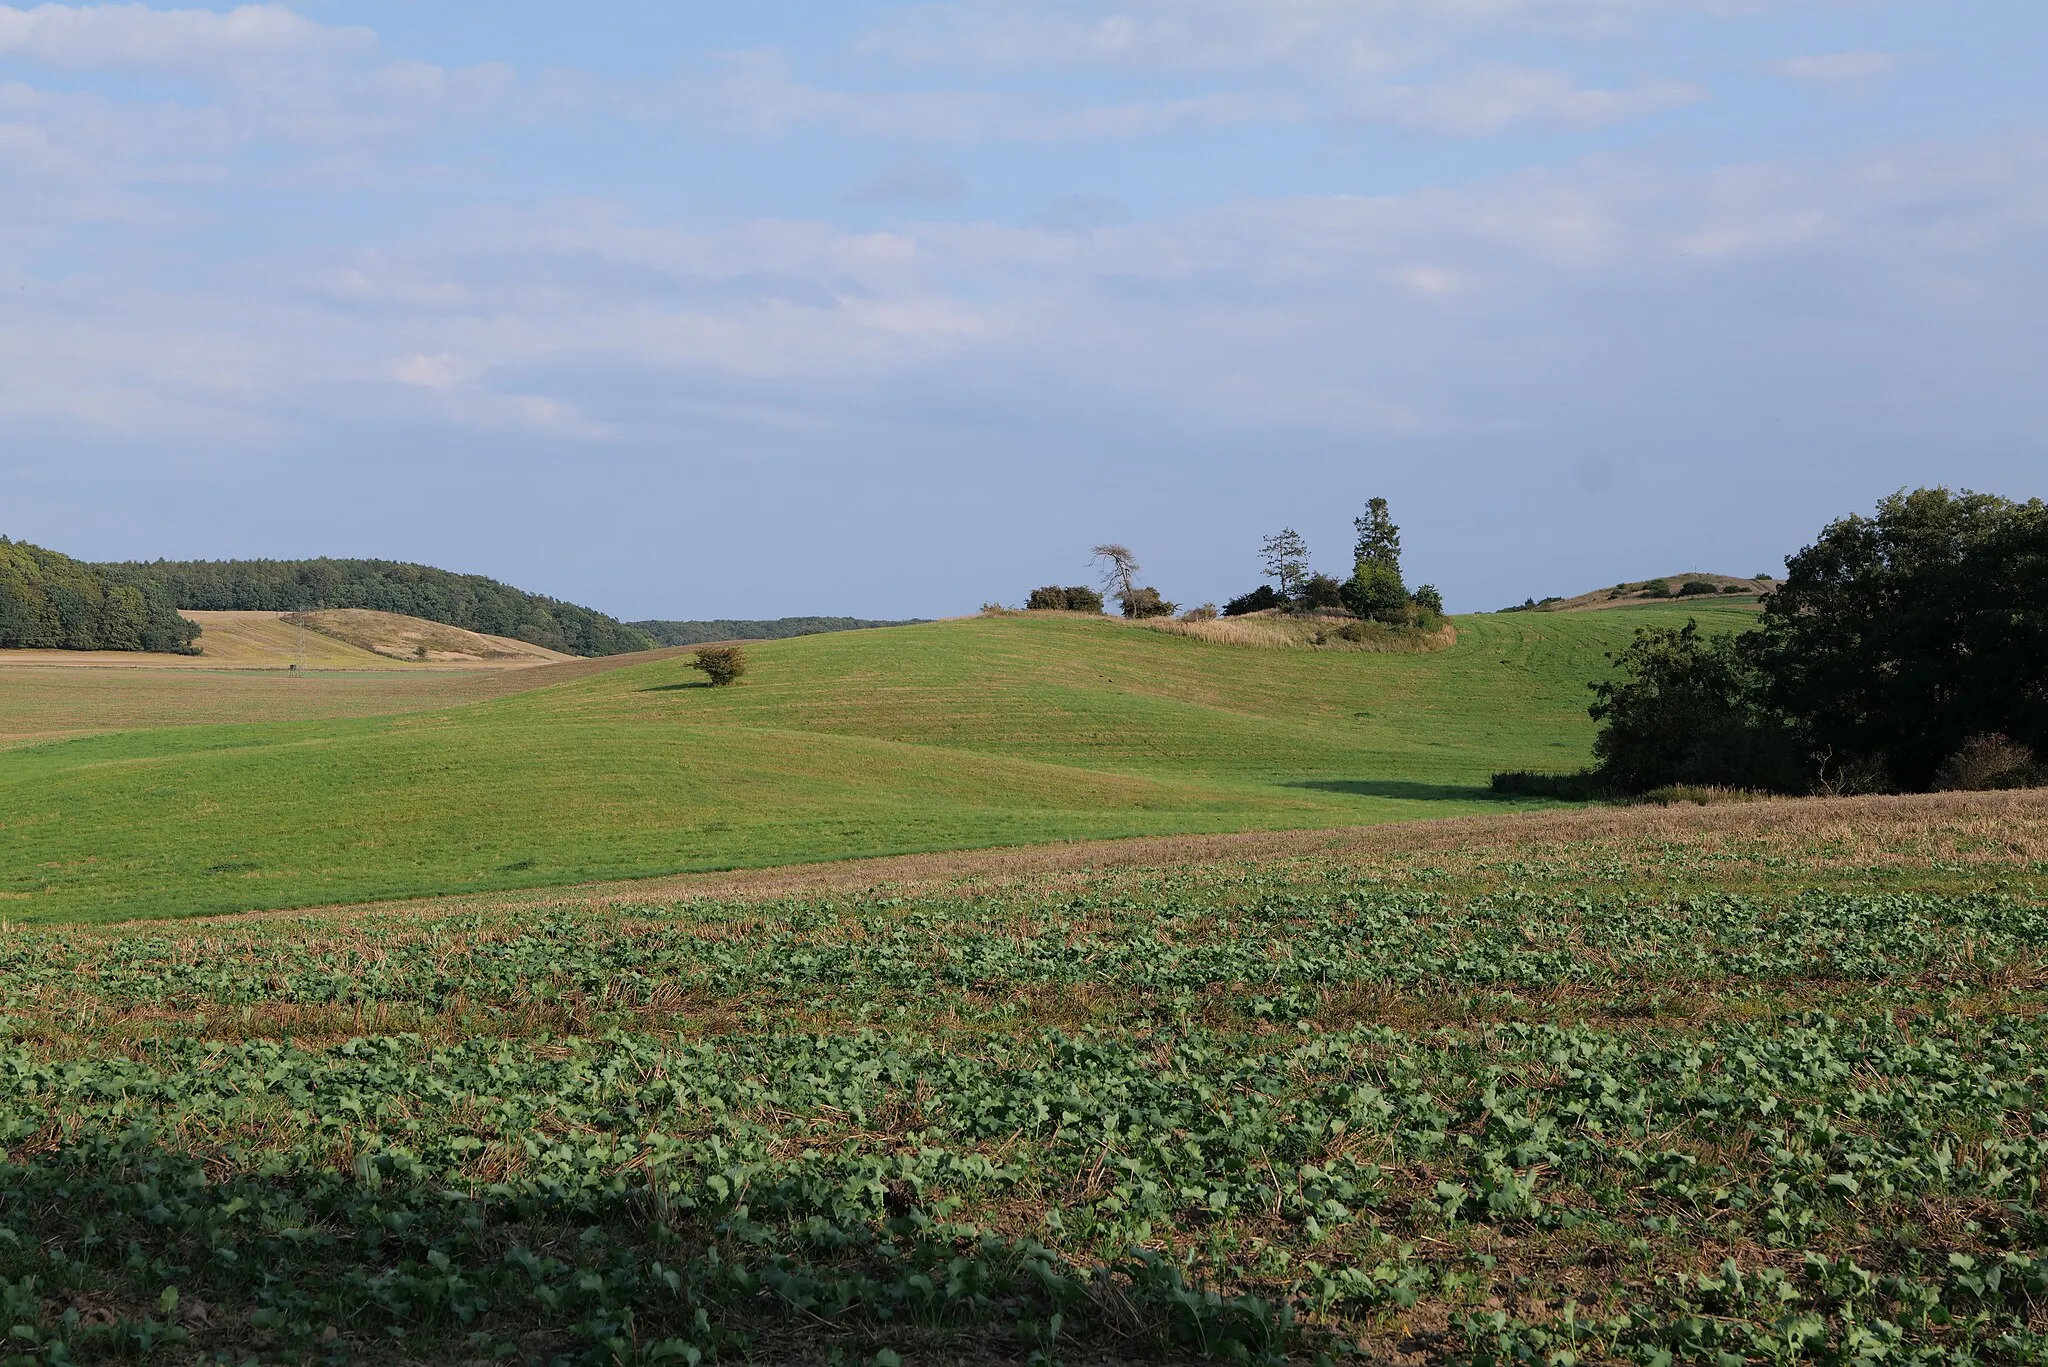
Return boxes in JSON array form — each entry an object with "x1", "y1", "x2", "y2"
[{"x1": 0, "y1": 602, "x2": 1760, "y2": 922}]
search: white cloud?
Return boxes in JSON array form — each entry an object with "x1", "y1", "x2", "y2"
[
  {"x1": 1355, "y1": 65, "x2": 1699, "y2": 134},
  {"x1": 7, "y1": 131, "x2": 2043, "y2": 450},
  {"x1": 858, "y1": 0, "x2": 1704, "y2": 73},
  {"x1": 0, "y1": 4, "x2": 373, "y2": 73},
  {"x1": 1775, "y1": 51, "x2": 1899, "y2": 85},
  {"x1": 666, "y1": 49, "x2": 1301, "y2": 142}
]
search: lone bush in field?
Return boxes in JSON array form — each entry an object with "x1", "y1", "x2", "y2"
[
  {"x1": 1223, "y1": 585, "x2": 1280, "y2": 616},
  {"x1": 1300, "y1": 573, "x2": 1344, "y2": 610},
  {"x1": 1933, "y1": 734, "x2": 2039, "y2": 791},
  {"x1": 691, "y1": 645, "x2": 747, "y2": 686},
  {"x1": 1119, "y1": 586, "x2": 1177, "y2": 618}
]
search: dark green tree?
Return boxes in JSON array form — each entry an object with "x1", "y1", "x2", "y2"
[
  {"x1": 1342, "y1": 498, "x2": 1410, "y2": 623},
  {"x1": 1352, "y1": 498, "x2": 1402, "y2": 573},
  {"x1": 1341, "y1": 563, "x2": 1409, "y2": 623},
  {"x1": 1753, "y1": 487, "x2": 2048, "y2": 790},
  {"x1": 1589, "y1": 622, "x2": 1804, "y2": 793}
]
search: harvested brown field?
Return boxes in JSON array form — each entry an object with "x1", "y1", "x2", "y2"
[{"x1": 0, "y1": 641, "x2": 696, "y2": 746}]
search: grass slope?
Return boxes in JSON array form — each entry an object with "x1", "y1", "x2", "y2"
[{"x1": 0, "y1": 603, "x2": 1758, "y2": 923}]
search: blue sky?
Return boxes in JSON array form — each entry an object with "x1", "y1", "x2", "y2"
[{"x1": 4, "y1": 1, "x2": 2044, "y2": 618}]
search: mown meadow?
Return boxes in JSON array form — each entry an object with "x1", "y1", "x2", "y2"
[
  {"x1": 0, "y1": 605, "x2": 1760, "y2": 922},
  {"x1": 3, "y1": 794, "x2": 2044, "y2": 1364}
]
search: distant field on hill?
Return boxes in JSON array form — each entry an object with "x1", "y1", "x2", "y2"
[
  {"x1": 0, "y1": 603, "x2": 1759, "y2": 922},
  {"x1": 289, "y1": 608, "x2": 575, "y2": 663},
  {"x1": 0, "y1": 610, "x2": 574, "y2": 671},
  {"x1": 5, "y1": 792, "x2": 2042, "y2": 1364},
  {"x1": 103, "y1": 554, "x2": 652, "y2": 656},
  {"x1": 630, "y1": 615, "x2": 930, "y2": 646},
  {"x1": 1509, "y1": 572, "x2": 1772, "y2": 613}
]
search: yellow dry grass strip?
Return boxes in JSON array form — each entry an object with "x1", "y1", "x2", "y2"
[{"x1": 1137, "y1": 613, "x2": 1458, "y2": 653}]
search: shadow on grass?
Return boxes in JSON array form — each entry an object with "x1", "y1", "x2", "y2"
[
  {"x1": 639, "y1": 681, "x2": 714, "y2": 692},
  {"x1": 1282, "y1": 778, "x2": 1518, "y2": 802}
]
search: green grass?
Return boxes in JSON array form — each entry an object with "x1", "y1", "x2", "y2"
[{"x1": 0, "y1": 603, "x2": 1759, "y2": 923}]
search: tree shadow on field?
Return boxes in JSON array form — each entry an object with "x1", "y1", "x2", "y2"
[
  {"x1": 640, "y1": 681, "x2": 714, "y2": 692},
  {"x1": 1283, "y1": 778, "x2": 1513, "y2": 802}
]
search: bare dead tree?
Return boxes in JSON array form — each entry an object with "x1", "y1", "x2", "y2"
[{"x1": 1090, "y1": 544, "x2": 1140, "y2": 603}]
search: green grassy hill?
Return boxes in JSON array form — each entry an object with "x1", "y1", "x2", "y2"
[{"x1": 0, "y1": 603, "x2": 1758, "y2": 922}]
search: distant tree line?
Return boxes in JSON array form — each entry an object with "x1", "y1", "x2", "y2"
[
  {"x1": 102, "y1": 557, "x2": 651, "y2": 657},
  {"x1": 0, "y1": 537, "x2": 198, "y2": 653},
  {"x1": 1506, "y1": 488, "x2": 2048, "y2": 798},
  {"x1": 632, "y1": 617, "x2": 928, "y2": 648}
]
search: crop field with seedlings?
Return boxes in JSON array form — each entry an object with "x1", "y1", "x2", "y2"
[{"x1": 2, "y1": 795, "x2": 2044, "y2": 1364}]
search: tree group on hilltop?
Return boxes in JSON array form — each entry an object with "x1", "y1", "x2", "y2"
[
  {"x1": 1563, "y1": 487, "x2": 2048, "y2": 796},
  {"x1": 1226, "y1": 498, "x2": 1444, "y2": 628},
  {"x1": 0, "y1": 538, "x2": 198, "y2": 653},
  {"x1": 1020, "y1": 502, "x2": 1442, "y2": 629},
  {"x1": 104, "y1": 557, "x2": 651, "y2": 657}
]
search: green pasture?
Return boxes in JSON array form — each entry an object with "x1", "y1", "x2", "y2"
[{"x1": 0, "y1": 603, "x2": 1758, "y2": 922}]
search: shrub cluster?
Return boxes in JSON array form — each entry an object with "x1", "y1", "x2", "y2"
[
  {"x1": 1025, "y1": 585, "x2": 1105, "y2": 613},
  {"x1": 1118, "y1": 586, "x2": 1176, "y2": 618},
  {"x1": 1223, "y1": 585, "x2": 1281, "y2": 616}
]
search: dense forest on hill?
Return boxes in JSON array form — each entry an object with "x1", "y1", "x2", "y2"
[
  {"x1": 1, "y1": 538, "x2": 198, "y2": 653},
  {"x1": 631, "y1": 616, "x2": 928, "y2": 646},
  {"x1": 104, "y1": 557, "x2": 651, "y2": 657}
]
